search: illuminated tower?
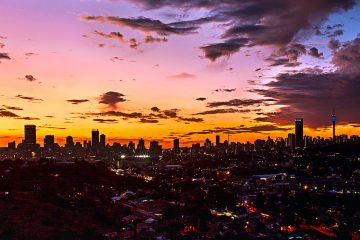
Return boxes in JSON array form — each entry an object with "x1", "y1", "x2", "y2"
[
  {"x1": 295, "y1": 118, "x2": 304, "y2": 148},
  {"x1": 332, "y1": 113, "x2": 336, "y2": 142}
]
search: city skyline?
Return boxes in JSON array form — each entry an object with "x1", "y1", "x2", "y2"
[{"x1": 1, "y1": 0, "x2": 360, "y2": 147}]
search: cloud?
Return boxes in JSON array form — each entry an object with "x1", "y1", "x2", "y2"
[
  {"x1": 196, "y1": 97, "x2": 207, "y2": 101},
  {"x1": 93, "y1": 118, "x2": 118, "y2": 123},
  {"x1": 18, "y1": 117, "x2": 40, "y2": 120},
  {"x1": 265, "y1": 42, "x2": 306, "y2": 67},
  {"x1": 200, "y1": 38, "x2": 249, "y2": 61},
  {"x1": 253, "y1": 38, "x2": 360, "y2": 127},
  {"x1": 129, "y1": 38, "x2": 139, "y2": 48},
  {"x1": 92, "y1": 30, "x2": 124, "y2": 42},
  {"x1": 15, "y1": 95, "x2": 43, "y2": 102},
  {"x1": 214, "y1": 88, "x2": 236, "y2": 92},
  {"x1": 308, "y1": 47, "x2": 323, "y2": 58},
  {"x1": 145, "y1": 35, "x2": 168, "y2": 43},
  {"x1": 151, "y1": 106, "x2": 160, "y2": 112},
  {"x1": 89, "y1": 111, "x2": 142, "y2": 119},
  {"x1": 24, "y1": 75, "x2": 37, "y2": 82},
  {"x1": 2, "y1": 105, "x2": 23, "y2": 111},
  {"x1": 163, "y1": 109, "x2": 178, "y2": 118},
  {"x1": 99, "y1": 91, "x2": 126, "y2": 109},
  {"x1": 206, "y1": 98, "x2": 274, "y2": 108},
  {"x1": 168, "y1": 72, "x2": 196, "y2": 79},
  {"x1": 328, "y1": 38, "x2": 340, "y2": 50},
  {"x1": 177, "y1": 116, "x2": 203, "y2": 122},
  {"x1": 140, "y1": 118, "x2": 159, "y2": 123},
  {"x1": 0, "y1": 110, "x2": 19, "y2": 117},
  {"x1": 39, "y1": 125, "x2": 67, "y2": 130},
  {"x1": 66, "y1": 99, "x2": 89, "y2": 105},
  {"x1": 81, "y1": 16, "x2": 213, "y2": 36},
  {"x1": 0, "y1": 53, "x2": 10, "y2": 60},
  {"x1": 194, "y1": 108, "x2": 251, "y2": 115}
]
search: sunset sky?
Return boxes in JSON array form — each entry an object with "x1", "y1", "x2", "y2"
[{"x1": 1, "y1": 0, "x2": 360, "y2": 147}]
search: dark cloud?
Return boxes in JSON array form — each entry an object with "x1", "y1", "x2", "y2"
[
  {"x1": 168, "y1": 72, "x2": 196, "y2": 79},
  {"x1": 0, "y1": 43, "x2": 4, "y2": 48},
  {"x1": 308, "y1": 47, "x2": 323, "y2": 58},
  {"x1": 151, "y1": 106, "x2": 160, "y2": 112},
  {"x1": 18, "y1": 117, "x2": 40, "y2": 121},
  {"x1": 90, "y1": 111, "x2": 142, "y2": 119},
  {"x1": 2, "y1": 105, "x2": 23, "y2": 111},
  {"x1": 265, "y1": 42, "x2": 306, "y2": 67},
  {"x1": 194, "y1": 108, "x2": 251, "y2": 115},
  {"x1": 93, "y1": 118, "x2": 118, "y2": 123},
  {"x1": 39, "y1": 125, "x2": 67, "y2": 130},
  {"x1": 145, "y1": 35, "x2": 168, "y2": 43},
  {"x1": 206, "y1": 98, "x2": 274, "y2": 108},
  {"x1": 15, "y1": 95, "x2": 43, "y2": 102},
  {"x1": 24, "y1": 75, "x2": 37, "y2": 82},
  {"x1": 253, "y1": 38, "x2": 360, "y2": 127},
  {"x1": 214, "y1": 88, "x2": 236, "y2": 92},
  {"x1": 328, "y1": 38, "x2": 340, "y2": 50},
  {"x1": 196, "y1": 97, "x2": 207, "y2": 101},
  {"x1": 200, "y1": 38, "x2": 249, "y2": 61},
  {"x1": 66, "y1": 99, "x2": 89, "y2": 105},
  {"x1": 129, "y1": 38, "x2": 139, "y2": 49},
  {"x1": 140, "y1": 118, "x2": 159, "y2": 123},
  {"x1": 92, "y1": 30, "x2": 124, "y2": 42},
  {"x1": 99, "y1": 91, "x2": 126, "y2": 109},
  {"x1": 177, "y1": 117, "x2": 203, "y2": 122},
  {"x1": 0, "y1": 110, "x2": 19, "y2": 118},
  {"x1": 163, "y1": 109, "x2": 178, "y2": 118},
  {"x1": 0, "y1": 53, "x2": 10, "y2": 60},
  {"x1": 81, "y1": 16, "x2": 213, "y2": 36}
]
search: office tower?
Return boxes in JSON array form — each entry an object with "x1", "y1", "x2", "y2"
[
  {"x1": 92, "y1": 129, "x2": 99, "y2": 151},
  {"x1": 216, "y1": 135, "x2": 220, "y2": 146},
  {"x1": 44, "y1": 135, "x2": 55, "y2": 149},
  {"x1": 149, "y1": 140, "x2": 162, "y2": 156},
  {"x1": 8, "y1": 141, "x2": 16, "y2": 150},
  {"x1": 24, "y1": 125, "x2": 36, "y2": 144},
  {"x1": 287, "y1": 133, "x2": 295, "y2": 149},
  {"x1": 65, "y1": 136, "x2": 74, "y2": 149},
  {"x1": 205, "y1": 138, "x2": 211, "y2": 148},
  {"x1": 137, "y1": 138, "x2": 145, "y2": 150},
  {"x1": 332, "y1": 113, "x2": 336, "y2": 142},
  {"x1": 100, "y1": 134, "x2": 106, "y2": 149},
  {"x1": 295, "y1": 119, "x2": 304, "y2": 148},
  {"x1": 173, "y1": 138, "x2": 180, "y2": 153}
]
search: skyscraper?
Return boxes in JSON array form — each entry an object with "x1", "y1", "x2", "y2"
[
  {"x1": 65, "y1": 136, "x2": 74, "y2": 149},
  {"x1": 295, "y1": 118, "x2": 303, "y2": 148},
  {"x1": 287, "y1": 133, "x2": 295, "y2": 149},
  {"x1": 100, "y1": 134, "x2": 106, "y2": 149},
  {"x1": 44, "y1": 135, "x2": 55, "y2": 149},
  {"x1": 332, "y1": 113, "x2": 336, "y2": 142},
  {"x1": 92, "y1": 129, "x2": 99, "y2": 151},
  {"x1": 216, "y1": 135, "x2": 220, "y2": 146},
  {"x1": 24, "y1": 125, "x2": 36, "y2": 144},
  {"x1": 173, "y1": 138, "x2": 180, "y2": 153}
]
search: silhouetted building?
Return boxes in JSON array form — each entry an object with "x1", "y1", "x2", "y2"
[
  {"x1": 44, "y1": 135, "x2": 55, "y2": 149},
  {"x1": 137, "y1": 138, "x2": 146, "y2": 154},
  {"x1": 149, "y1": 140, "x2": 162, "y2": 156},
  {"x1": 295, "y1": 119, "x2": 304, "y2": 148},
  {"x1": 8, "y1": 141, "x2": 16, "y2": 150},
  {"x1": 24, "y1": 125, "x2": 36, "y2": 144},
  {"x1": 173, "y1": 139, "x2": 180, "y2": 153},
  {"x1": 287, "y1": 133, "x2": 295, "y2": 149},
  {"x1": 65, "y1": 136, "x2": 74, "y2": 149},
  {"x1": 92, "y1": 129, "x2": 99, "y2": 152},
  {"x1": 216, "y1": 135, "x2": 220, "y2": 146},
  {"x1": 332, "y1": 113, "x2": 336, "y2": 141},
  {"x1": 100, "y1": 134, "x2": 106, "y2": 149}
]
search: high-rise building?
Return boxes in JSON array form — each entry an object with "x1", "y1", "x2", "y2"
[
  {"x1": 173, "y1": 138, "x2": 180, "y2": 153},
  {"x1": 44, "y1": 135, "x2": 55, "y2": 149},
  {"x1": 65, "y1": 136, "x2": 74, "y2": 149},
  {"x1": 24, "y1": 125, "x2": 36, "y2": 144},
  {"x1": 332, "y1": 113, "x2": 336, "y2": 142},
  {"x1": 216, "y1": 135, "x2": 220, "y2": 146},
  {"x1": 287, "y1": 133, "x2": 295, "y2": 149},
  {"x1": 149, "y1": 140, "x2": 162, "y2": 156},
  {"x1": 295, "y1": 118, "x2": 304, "y2": 148},
  {"x1": 92, "y1": 129, "x2": 99, "y2": 151},
  {"x1": 100, "y1": 134, "x2": 106, "y2": 149}
]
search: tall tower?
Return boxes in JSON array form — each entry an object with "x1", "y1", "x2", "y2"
[
  {"x1": 173, "y1": 138, "x2": 180, "y2": 153},
  {"x1": 332, "y1": 113, "x2": 336, "y2": 142},
  {"x1": 216, "y1": 135, "x2": 220, "y2": 146},
  {"x1": 24, "y1": 125, "x2": 36, "y2": 144},
  {"x1": 295, "y1": 119, "x2": 304, "y2": 148},
  {"x1": 92, "y1": 129, "x2": 99, "y2": 152}
]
